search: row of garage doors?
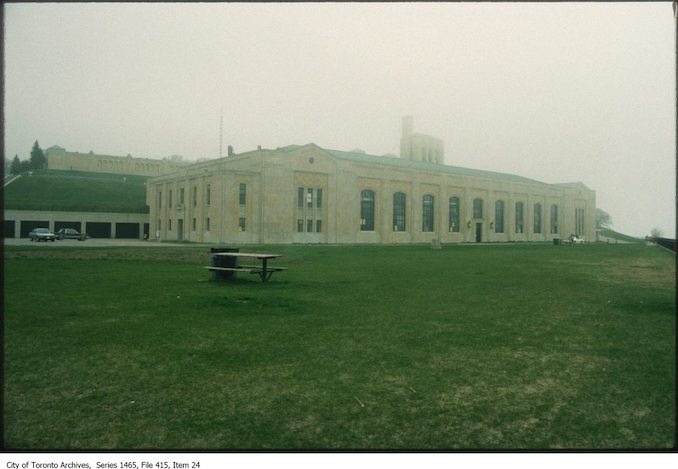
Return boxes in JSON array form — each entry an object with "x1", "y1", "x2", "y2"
[{"x1": 4, "y1": 220, "x2": 150, "y2": 239}]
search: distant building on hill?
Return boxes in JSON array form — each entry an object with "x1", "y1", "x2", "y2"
[
  {"x1": 45, "y1": 145, "x2": 189, "y2": 177},
  {"x1": 146, "y1": 117, "x2": 596, "y2": 244}
]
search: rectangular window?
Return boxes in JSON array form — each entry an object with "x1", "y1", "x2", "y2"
[
  {"x1": 449, "y1": 197, "x2": 459, "y2": 232},
  {"x1": 422, "y1": 195, "x2": 435, "y2": 232},
  {"x1": 239, "y1": 183, "x2": 247, "y2": 206},
  {"x1": 296, "y1": 187, "x2": 323, "y2": 233},
  {"x1": 169, "y1": 219, "x2": 172, "y2": 231},
  {"x1": 238, "y1": 183, "x2": 247, "y2": 232},
  {"x1": 159, "y1": 191, "x2": 162, "y2": 209},
  {"x1": 180, "y1": 188, "x2": 184, "y2": 205},
  {"x1": 192, "y1": 218, "x2": 196, "y2": 231},
  {"x1": 534, "y1": 204, "x2": 542, "y2": 234},
  {"x1": 206, "y1": 185, "x2": 211, "y2": 205},
  {"x1": 495, "y1": 200, "x2": 504, "y2": 233},
  {"x1": 169, "y1": 190, "x2": 173, "y2": 208},
  {"x1": 575, "y1": 208, "x2": 585, "y2": 236},
  {"x1": 394, "y1": 192, "x2": 407, "y2": 231},
  {"x1": 515, "y1": 202, "x2": 524, "y2": 233},
  {"x1": 360, "y1": 190, "x2": 376, "y2": 231},
  {"x1": 206, "y1": 217, "x2": 210, "y2": 231},
  {"x1": 158, "y1": 219, "x2": 161, "y2": 231},
  {"x1": 473, "y1": 198, "x2": 483, "y2": 219},
  {"x1": 193, "y1": 186, "x2": 197, "y2": 207},
  {"x1": 550, "y1": 205, "x2": 558, "y2": 234}
]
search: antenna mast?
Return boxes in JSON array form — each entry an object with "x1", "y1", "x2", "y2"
[{"x1": 219, "y1": 107, "x2": 223, "y2": 158}]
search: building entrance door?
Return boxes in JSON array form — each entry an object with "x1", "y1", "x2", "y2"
[
  {"x1": 475, "y1": 223, "x2": 482, "y2": 242},
  {"x1": 178, "y1": 219, "x2": 184, "y2": 241}
]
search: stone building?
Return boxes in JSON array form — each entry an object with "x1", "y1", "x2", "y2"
[
  {"x1": 45, "y1": 145, "x2": 188, "y2": 177},
  {"x1": 146, "y1": 118, "x2": 596, "y2": 244}
]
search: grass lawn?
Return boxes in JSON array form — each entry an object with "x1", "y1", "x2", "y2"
[{"x1": 3, "y1": 243, "x2": 675, "y2": 449}]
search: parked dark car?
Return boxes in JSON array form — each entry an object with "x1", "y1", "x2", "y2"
[
  {"x1": 55, "y1": 228, "x2": 89, "y2": 241},
  {"x1": 29, "y1": 228, "x2": 57, "y2": 242}
]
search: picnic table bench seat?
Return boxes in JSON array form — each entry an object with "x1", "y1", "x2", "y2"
[{"x1": 205, "y1": 264, "x2": 287, "y2": 281}]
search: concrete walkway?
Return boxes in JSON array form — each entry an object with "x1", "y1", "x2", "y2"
[{"x1": 4, "y1": 174, "x2": 21, "y2": 187}]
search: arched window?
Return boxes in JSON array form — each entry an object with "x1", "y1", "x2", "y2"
[
  {"x1": 473, "y1": 198, "x2": 483, "y2": 219},
  {"x1": 360, "y1": 190, "x2": 375, "y2": 231},
  {"x1": 534, "y1": 203, "x2": 542, "y2": 234},
  {"x1": 550, "y1": 205, "x2": 559, "y2": 234},
  {"x1": 393, "y1": 192, "x2": 407, "y2": 231},
  {"x1": 449, "y1": 197, "x2": 460, "y2": 232},
  {"x1": 422, "y1": 194, "x2": 435, "y2": 232},
  {"x1": 495, "y1": 200, "x2": 505, "y2": 233},
  {"x1": 515, "y1": 202, "x2": 524, "y2": 233}
]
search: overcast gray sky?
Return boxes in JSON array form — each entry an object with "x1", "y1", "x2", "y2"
[{"x1": 4, "y1": 2, "x2": 676, "y2": 237}]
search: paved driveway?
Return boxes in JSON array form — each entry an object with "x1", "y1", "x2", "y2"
[{"x1": 3, "y1": 238, "x2": 195, "y2": 248}]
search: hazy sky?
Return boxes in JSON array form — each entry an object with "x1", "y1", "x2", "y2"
[{"x1": 4, "y1": 2, "x2": 676, "y2": 237}]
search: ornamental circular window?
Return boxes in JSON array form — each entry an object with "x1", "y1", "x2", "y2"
[{"x1": 309, "y1": 157, "x2": 315, "y2": 164}]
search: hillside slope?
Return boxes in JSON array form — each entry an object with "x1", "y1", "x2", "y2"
[{"x1": 4, "y1": 170, "x2": 149, "y2": 213}]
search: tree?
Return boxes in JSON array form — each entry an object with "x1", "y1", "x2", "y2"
[
  {"x1": 651, "y1": 227, "x2": 664, "y2": 239},
  {"x1": 29, "y1": 140, "x2": 46, "y2": 170},
  {"x1": 596, "y1": 208, "x2": 612, "y2": 228},
  {"x1": 10, "y1": 155, "x2": 21, "y2": 175}
]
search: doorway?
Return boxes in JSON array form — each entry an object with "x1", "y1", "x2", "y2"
[
  {"x1": 178, "y1": 219, "x2": 184, "y2": 241},
  {"x1": 475, "y1": 223, "x2": 482, "y2": 242}
]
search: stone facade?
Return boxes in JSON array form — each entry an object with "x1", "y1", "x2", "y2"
[
  {"x1": 147, "y1": 143, "x2": 596, "y2": 245},
  {"x1": 45, "y1": 145, "x2": 188, "y2": 177}
]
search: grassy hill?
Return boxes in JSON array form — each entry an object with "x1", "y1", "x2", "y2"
[
  {"x1": 3, "y1": 170, "x2": 149, "y2": 213},
  {"x1": 598, "y1": 228, "x2": 644, "y2": 243}
]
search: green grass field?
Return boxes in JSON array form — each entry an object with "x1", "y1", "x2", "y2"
[
  {"x1": 4, "y1": 170, "x2": 149, "y2": 213},
  {"x1": 3, "y1": 243, "x2": 675, "y2": 449}
]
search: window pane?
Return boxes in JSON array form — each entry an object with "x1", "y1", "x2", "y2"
[
  {"x1": 361, "y1": 190, "x2": 375, "y2": 231},
  {"x1": 239, "y1": 183, "x2": 247, "y2": 206},
  {"x1": 495, "y1": 200, "x2": 504, "y2": 233},
  {"x1": 423, "y1": 195, "x2": 434, "y2": 232},
  {"x1": 393, "y1": 192, "x2": 406, "y2": 231},
  {"x1": 473, "y1": 198, "x2": 483, "y2": 219},
  {"x1": 449, "y1": 197, "x2": 459, "y2": 232},
  {"x1": 316, "y1": 188, "x2": 323, "y2": 208}
]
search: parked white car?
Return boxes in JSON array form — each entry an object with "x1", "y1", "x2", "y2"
[{"x1": 29, "y1": 228, "x2": 57, "y2": 242}]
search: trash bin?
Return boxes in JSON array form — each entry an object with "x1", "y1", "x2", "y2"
[
  {"x1": 553, "y1": 238, "x2": 560, "y2": 245},
  {"x1": 211, "y1": 247, "x2": 239, "y2": 280}
]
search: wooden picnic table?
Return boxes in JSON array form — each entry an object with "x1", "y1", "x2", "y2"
[{"x1": 206, "y1": 252, "x2": 286, "y2": 282}]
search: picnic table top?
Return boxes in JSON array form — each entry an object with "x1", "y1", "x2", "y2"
[{"x1": 213, "y1": 252, "x2": 281, "y2": 259}]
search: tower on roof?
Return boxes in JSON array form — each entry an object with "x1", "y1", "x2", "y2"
[{"x1": 399, "y1": 116, "x2": 444, "y2": 165}]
